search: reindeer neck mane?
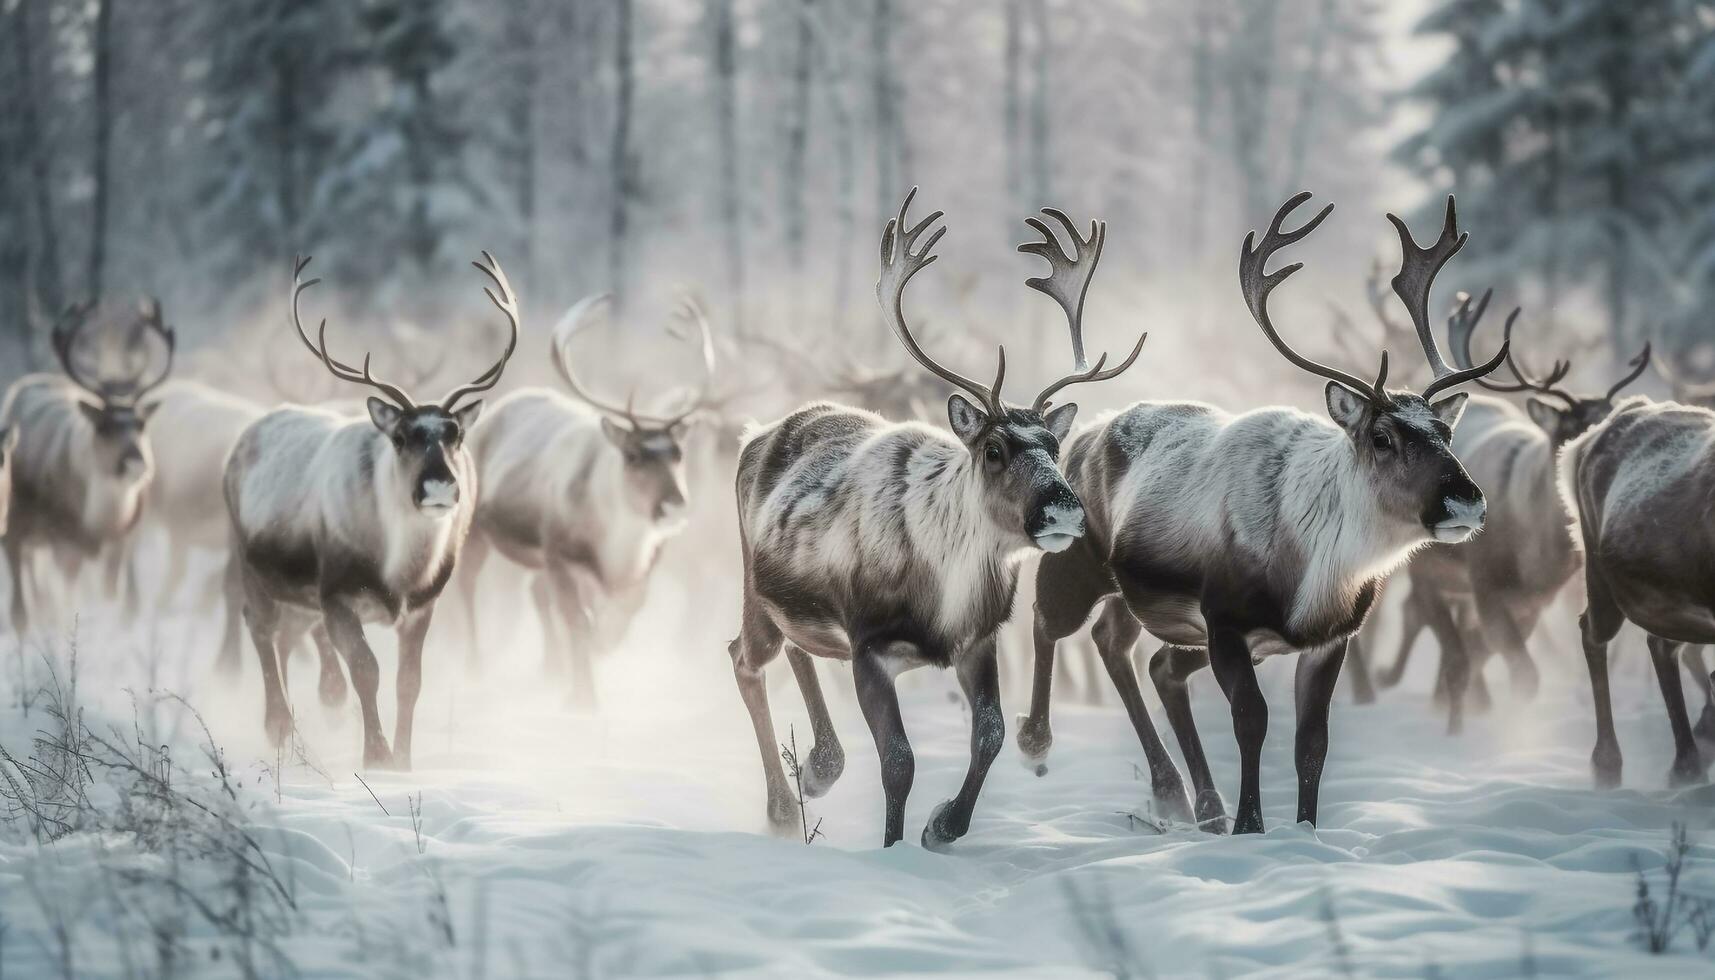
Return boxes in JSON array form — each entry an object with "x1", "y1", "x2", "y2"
[{"x1": 1283, "y1": 426, "x2": 1423, "y2": 632}]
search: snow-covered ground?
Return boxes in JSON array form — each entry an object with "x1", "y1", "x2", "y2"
[{"x1": 3, "y1": 570, "x2": 1714, "y2": 978}]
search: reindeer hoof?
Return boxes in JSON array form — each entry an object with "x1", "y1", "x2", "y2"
[
  {"x1": 1015, "y1": 714, "x2": 1052, "y2": 776},
  {"x1": 263, "y1": 704, "x2": 293, "y2": 748},
  {"x1": 1153, "y1": 780, "x2": 1196, "y2": 826},
  {"x1": 921, "y1": 800, "x2": 964, "y2": 851},
  {"x1": 1194, "y1": 791, "x2": 1228, "y2": 834},
  {"x1": 1668, "y1": 755, "x2": 1706, "y2": 789},
  {"x1": 318, "y1": 670, "x2": 347, "y2": 710},
  {"x1": 765, "y1": 790, "x2": 797, "y2": 833},
  {"x1": 362, "y1": 741, "x2": 395, "y2": 771},
  {"x1": 1592, "y1": 747, "x2": 1622, "y2": 790},
  {"x1": 1231, "y1": 811, "x2": 1264, "y2": 835},
  {"x1": 801, "y1": 743, "x2": 844, "y2": 800},
  {"x1": 1693, "y1": 706, "x2": 1715, "y2": 754}
]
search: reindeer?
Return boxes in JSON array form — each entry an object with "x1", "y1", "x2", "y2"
[
  {"x1": 455, "y1": 293, "x2": 715, "y2": 705},
  {"x1": 1378, "y1": 302, "x2": 1651, "y2": 733},
  {"x1": 730, "y1": 192, "x2": 1143, "y2": 847},
  {"x1": 1017, "y1": 194, "x2": 1505, "y2": 834},
  {"x1": 223, "y1": 253, "x2": 517, "y2": 768},
  {"x1": 1557, "y1": 392, "x2": 1715, "y2": 789},
  {"x1": 1, "y1": 300, "x2": 174, "y2": 634},
  {"x1": 1649, "y1": 341, "x2": 1715, "y2": 746}
]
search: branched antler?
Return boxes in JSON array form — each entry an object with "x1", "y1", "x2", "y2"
[
  {"x1": 552, "y1": 292, "x2": 716, "y2": 428},
  {"x1": 1385, "y1": 197, "x2": 1507, "y2": 400},
  {"x1": 441, "y1": 251, "x2": 520, "y2": 411},
  {"x1": 876, "y1": 188, "x2": 1007, "y2": 416},
  {"x1": 290, "y1": 256, "x2": 417, "y2": 409}
]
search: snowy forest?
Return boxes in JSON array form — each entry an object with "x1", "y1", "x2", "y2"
[
  {"x1": 4, "y1": 0, "x2": 1714, "y2": 388},
  {"x1": 7, "y1": 1, "x2": 1715, "y2": 977}
]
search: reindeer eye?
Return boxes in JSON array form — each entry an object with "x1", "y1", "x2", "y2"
[
  {"x1": 1371, "y1": 431, "x2": 1393, "y2": 452},
  {"x1": 984, "y1": 443, "x2": 1003, "y2": 466}
]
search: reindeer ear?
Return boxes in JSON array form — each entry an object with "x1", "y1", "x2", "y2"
[
  {"x1": 78, "y1": 401, "x2": 104, "y2": 427},
  {"x1": 1431, "y1": 391, "x2": 1470, "y2": 431},
  {"x1": 0, "y1": 426, "x2": 15, "y2": 455},
  {"x1": 1325, "y1": 382, "x2": 1368, "y2": 437},
  {"x1": 366, "y1": 397, "x2": 402, "y2": 435},
  {"x1": 1043, "y1": 402, "x2": 1078, "y2": 444},
  {"x1": 947, "y1": 394, "x2": 987, "y2": 444},
  {"x1": 1524, "y1": 396, "x2": 1562, "y2": 434},
  {"x1": 453, "y1": 399, "x2": 483, "y2": 431},
  {"x1": 599, "y1": 415, "x2": 629, "y2": 450},
  {"x1": 137, "y1": 399, "x2": 163, "y2": 423}
]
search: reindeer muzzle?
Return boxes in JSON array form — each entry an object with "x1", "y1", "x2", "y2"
[
  {"x1": 1028, "y1": 498, "x2": 1086, "y2": 554},
  {"x1": 415, "y1": 477, "x2": 460, "y2": 514}
]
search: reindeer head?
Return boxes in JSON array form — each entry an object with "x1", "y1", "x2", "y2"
[
  {"x1": 1239, "y1": 194, "x2": 1509, "y2": 544},
  {"x1": 551, "y1": 294, "x2": 718, "y2": 529},
  {"x1": 1448, "y1": 295, "x2": 1651, "y2": 449},
  {"x1": 290, "y1": 252, "x2": 519, "y2": 517},
  {"x1": 53, "y1": 298, "x2": 174, "y2": 484},
  {"x1": 877, "y1": 190, "x2": 1146, "y2": 553}
]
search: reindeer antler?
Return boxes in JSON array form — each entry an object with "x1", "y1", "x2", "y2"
[
  {"x1": 1385, "y1": 197, "x2": 1507, "y2": 401},
  {"x1": 290, "y1": 255, "x2": 417, "y2": 409},
  {"x1": 877, "y1": 188, "x2": 1007, "y2": 416},
  {"x1": 552, "y1": 292, "x2": 716, "y2": 427},
  {"x1": 1239, "y1": 192, "x2": 1392, "y2": 403},
  {"x1": 441, "y1": 251, "x2": 521, "y2": 411},
  {"x1": 1018, "y1": 207, "x2": 1147, "y2": 412}
]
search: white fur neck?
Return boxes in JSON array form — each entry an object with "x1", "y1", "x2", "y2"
[
  {"x1": 372, "y1": 443, "x2": 459, "y2": 591},
  {"x1": 904, "y1": 437, "x2": 1028, "y2": 635},
  {"x1": 1287, "y1": 431, "x2": 1429, "y2": 631}
]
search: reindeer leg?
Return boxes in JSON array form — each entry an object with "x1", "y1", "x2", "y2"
[
  {"x1": 1375, "y1": 584, "x2": 1426, "y2": 689},
  {"x1": 728, "y1": 581, "x2": 793, "y2": 831},
  {"x1": 321, "y1": 596, "x2": 392, "y2": 769},
  {"x1": 854, "y1": 640, "x2": 915, "y2": 848},
  {"x1": 1475, "y1": 589, "x2": 1540, "y2": 703},
  {"x1": 1207, "y1": 624, "x2": 1268, "y2": 835},
  {"x1": 1150, "y1": 645, "x2": 1226, "y2": 832},
  {"x1": 548, "y1": 562, "x2": 599, "y2": 711},
  {"x1": 1682, "y1": 646, "x2": 1715, "y2": 751},
  {"x1": 1579, "y1": 564, "x2": 1626, "y2": 789},
  {"x1": 1420, "y1": 593, "x2": 1470, "y2": 735},
  {"x1": 311, "y1": 621, "x2": 346, "y2": 709},
  {"x1": 531, "y1": 573, "x2": 566, "y2": 677},
  {"x1": 5, "y1": 534, "x2": 29, "y2": 638},
  {"x1": 216, "y1": 548, "x2": 246, "y2": 679},
  {"x1": 1346, "y1": 580, "x2": 1383, "y2": 704},
  {"x1": 1092, "y1": 602, "x2": 1193, "y2": 824},
  {"x1": 390, "y1": 606, "x2": 434, "y2": 771},
  {"x1": 1643, "y1": 635, "x2": 1705, "y2": 787},
  {"x1": 923, "y1": 637, "x2": 1002, "y2": 850},
  {"x1": 1017, "y1": 541, "x2": 1110, "y2": 775},
  {"x1": 240, "y1": 571, "x2": 291, "y2": 748},
  {"x1": 1294, "y1": 639, "x2": 1347, "y2": 826},
  {"x1": 1345, "y1": 627, "x2": 1376, "y2": 705},
  {"x1": 453, "y1": 529, "x2": 489, "y2": 676},
  {"x1": 785, "y1": 645, "x2": 843, "y2": 799}
]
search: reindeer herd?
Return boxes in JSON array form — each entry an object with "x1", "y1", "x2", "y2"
[{"x1": 2, "y1": 189, "x2": 1713, "y2": 848}]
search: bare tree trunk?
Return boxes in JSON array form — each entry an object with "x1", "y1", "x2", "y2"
[
  {"x1": 804, "y1": 6, "x2": 858, "y2": 334},
  {"x1": 711, "y1": 0, "x2": 745, "y2": 332},
  {"x1": 505, "y1": 0, "x2": 539, "y2": 284},
  {"x1": 1003, "y1": 0, "x2": 1022, "y2": 228},
  {"x1": 1028, "y1": 0, "x2": 1051, "y2": 207},
  {"x1": 14, "y1": 0, "x2": 63, "y2": 342},
  {"x1": 609, "y1": 0, "x2": 635, "y2": 311},
  {"x1": 1284, "y1": 0, "x2": 1336, "y2": 194},
  {"x1": 871, "y1": 0, "x2": 896, "y2": 223},
  {"x1": 1227, "y1": 0, "x2": 1277, "y2": 222},
  {"x1": 782, "y1": 0, "x2": 815, "y2": 328},
  {"x1": 88, "y1": 0, "x2": 114, "y2": 298}
]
